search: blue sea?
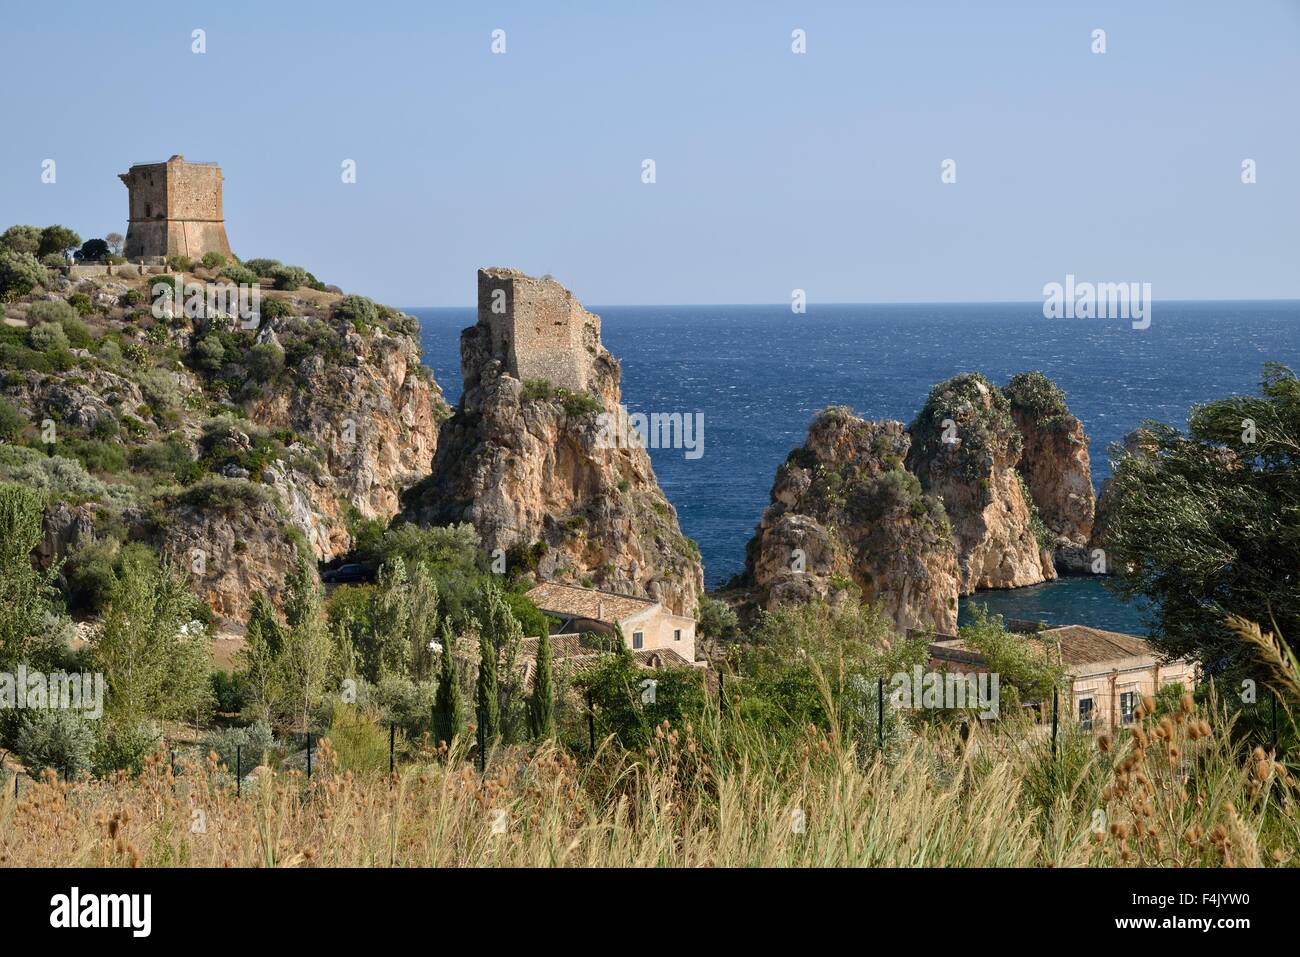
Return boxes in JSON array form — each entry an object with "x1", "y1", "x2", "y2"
[{"x1": 412, "y1": 301, "x2": 1299, "y2": 635}]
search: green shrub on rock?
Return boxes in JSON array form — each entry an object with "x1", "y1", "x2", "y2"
[{"x1": 334, "y1": 295, "x2": 378, "y2": 330}]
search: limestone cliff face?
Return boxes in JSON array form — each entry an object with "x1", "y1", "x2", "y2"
[
  {"x1": 249, "y1": 317, "x2": 444, "y2": 559},
  {"x1": 404, "y1": 270, "x2": 703, "y2": 618},
  {"x1": 2, "y1": 269, "x2": 445, "y2": 628},
  {"x1": 906, "y1": 373, "x2": 1055, "y2": 593},
  {"x1": 743, "y1": 408, "x2": 960, "y2": 633},
  {"x1": 142, "y1": 484, "x2": 298, "y2": 625},
  {"x1": 1005, "y1": 372, "x2": 1096, "y2": 574}
]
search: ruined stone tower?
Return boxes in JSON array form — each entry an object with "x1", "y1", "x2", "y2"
[
  {"x1": 118, "y1": 155, "x2": 232, "y2": 261},
  {"x1": 478, "y1": 267, "x2": 596, "y2": 393}
]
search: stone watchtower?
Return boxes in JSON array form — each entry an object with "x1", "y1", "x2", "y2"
[
  {"x1": 118, "y1": 155, "x2": 232, "y2": 261},
  {"x1": 478, "y1": 267, "x2": 596, "y2": 393}
]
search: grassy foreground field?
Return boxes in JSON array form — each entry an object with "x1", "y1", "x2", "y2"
[{"x1": 2, "y1": 696, "x2": 1296, "y2": 868}]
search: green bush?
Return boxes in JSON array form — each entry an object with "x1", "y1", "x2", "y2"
[
  {"x1": 26, "y1": 299, "x2": 76, "y2": 326},
  {"x1": 0, "y1": 248, "x2": 48, "y2": 301},
  {"x1": 1005, "y1": 371, "x2": 1073, "y2": 430},
  {"x1": 200, "y1": 251, "x2": 227, "y2": 269},
  {"x1": 130, "y1": 435, "x2": 202, "y2": 484},
  {"x1": 92, "y1": 719, "x2": 163, "y2": 776},
  {"x1": 242, "y1": 258, "x2": 281, "y2": 278},
  {"x1": 259, "y1": 297, "x2": 293, "y2": 321},
  {"x1": 210, "y1": 670, "x2": 249, "y2": 714},
  {"x1": 324, "y1": 703, "x2": 393, "y2": 773},
  {"x1": 119, "y1": 288, "x2": 146, "y2": 308},
  {"x1": 61, "y1": 438, "x2": 127, "y2": 474},
  {"x1": 61, "y1": 316, "x2": 93, "y2": 350},
  {"x1": 14, "y1": 709, "x2": 98, "y2": 777},
  {"x1": 334, "y1": 295, "x2": 378, "y2": 330},
  {"x1": 67, "y1": 292, "x2": 95, "y2": 316},
  {"x1": 0, "y1": 225, "x2": 41, "y2": 256},
  {"x1": 63, "y1": 540, "x2": 121, "y2": 615},
  {"x1": 219, "y1": 263, "x2": 258, "y2": 285},
  {"x1": 191, "y1": 335, "x2": 225, "y2": 374},
  {"x1": 522, "y1": 379, "x2": 554, "y2": 402},
  {"x1": 28, "y1": 321, "x2": 69, "y2": 353},
  {"x1": 165, "y1": 255, "x2": 192, "y2": 272},
  {"x1": 137, "y1": 367, "x2": 182, "y2": 411},
  {"x1": 269, "y1": 265, "x2": 308, "y2": 291},
  {"x1": 696, "y1": 594, "x2": 739, "y2": 640},
  {"x1": 203, "y1": 720, "x2": 276, "y2": 772},
  {"x1": 246, "y1": 343, "x2": 285, "y2": 383},
  {"x1": 559, "y1": 389, "x2": 602, "y2": 418},
  {"x1": 173, "y1": 476, "x2": 269, "y2": 512},
  {"x1": 0, "y1": 399, "x2": 26, "y2": 441}
]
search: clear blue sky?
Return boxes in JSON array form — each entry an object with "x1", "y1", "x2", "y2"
[{"x1": 3, "y1": 0, "x2": 1297, "y2": 306}]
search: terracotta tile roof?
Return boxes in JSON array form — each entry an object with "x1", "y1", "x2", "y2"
[
  {"x1": 525, "y1": 581, "x2": 658, "y2": 624},
  {"x1": 632, "y1": 648, "x2": 694, "y2": 669},
  {"x1": 519, "y1": 634, "x2": 590, "y2": 659},
  {"x1": 1039, "y1": 625, "x2": 1155, "y2": 666},
  {"x1": 928, "y1": 625, "x2": 1159, "y2": 672}
]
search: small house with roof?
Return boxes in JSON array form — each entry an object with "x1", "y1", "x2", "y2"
[
  {"x1": 928, "y1": 623, "x2": 1198, "y2": 731},
  {"x1": 525, "y1": 581, "x2": 698, "y2": 667}
]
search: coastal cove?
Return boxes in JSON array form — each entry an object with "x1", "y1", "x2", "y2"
[{"x1": 415, "y1": 299, "x2": 1299, "y2": 634}]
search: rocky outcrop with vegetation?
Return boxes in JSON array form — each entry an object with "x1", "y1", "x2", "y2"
[
  {"x1": 0, "y1": 246, "x2": 446, "y2": 625},
  {"x1": 906, "y1": 373, "x2": 1056, "y2": 593},
  {"x1": 1004, "y1": 371, "x2": 1096, "y2": 573},
  {"x1": 743, "y1": 407, "x2": 960, "y2": 632},
  {"x1": 403, "y1": 272, "x2": 703, "y2": 618}
]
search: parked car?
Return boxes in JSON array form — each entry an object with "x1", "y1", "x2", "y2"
[{"x1": 321, "y1": 562, "x2": 371, "y2": 585}]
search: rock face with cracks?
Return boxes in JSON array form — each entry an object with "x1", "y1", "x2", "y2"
[
  {"x1": 906, "y1": 373, "x2": 1056, "y2": 593},
  {"x1": 1005, "y1": 371, "x2": 1097, "y2": 575},
  {"x1": 403, "y1": 269, "x2": 703, "y2": 618},
  {"x1": 743, "y1": 407, "x2": 960, "y2": 634}
]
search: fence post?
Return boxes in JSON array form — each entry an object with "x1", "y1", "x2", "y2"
[
  {"x1": 1051, "y1": 688, "x2": 1059, "y2": 759},
  {"x1": 170, "y1": 750, "x2": 176, "y2": 779},
  {"x1": 236, "y1": 745, "x2": 242, "y2": 798},
  {"x1": 306, "y1": 732, "x2": 312, "y2": 778},
  {"x1": 389, "y1": 723, "x2": 396, "y2": 778}
]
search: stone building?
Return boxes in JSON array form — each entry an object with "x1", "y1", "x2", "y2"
[
  {"x1": 526, "y1": 581, "x2": 698, "y2": 666},
  {"x1": 928, "y1": 624, "x2": 1198, "y2": 731},
  {"x1": 477, "y1": 267, "x2": 597, "y2": 393},
  {"x1": 118, "y1": 155, "x2": 233, "y2": 261}
]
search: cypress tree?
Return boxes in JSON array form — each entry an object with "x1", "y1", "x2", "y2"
[
  {"x1": 435, "y1": 619, "x2": 464, "y2": 746},
  {"x1": 528, "y1": 630, "x2": 556, "y2": 740},
  {"x1": 476, "y1": 620, "x2": 500, "y2": 746}
]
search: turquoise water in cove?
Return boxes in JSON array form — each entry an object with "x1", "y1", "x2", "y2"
[{"x1": 411, "y1": 300, "x2": 1300, "y2": 636}]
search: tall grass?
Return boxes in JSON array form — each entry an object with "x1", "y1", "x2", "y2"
[{"x1": 1, "y1": 694, "x2": 1295, "y2": 867}]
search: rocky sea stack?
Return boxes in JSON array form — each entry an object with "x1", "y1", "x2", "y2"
[
  {"x1": 907, "y1": 372, "x2": 1056, "y2": 594},
  {"x1": 403, "y1": 268, "x2": 703, "y2": 617},
  {"x1": 743, "y1": 407, "x2": 960, "y2": 633},
  {"x1": 1004, "y1": 371, "x2": 1096, "y2": 573}
]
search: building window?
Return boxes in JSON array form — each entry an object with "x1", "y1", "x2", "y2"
[
  {"x1": 1078, "y1": 697, "x2": 1094, "y2": 730},
  {"x1": 632, "y1": 631, "x2": 644, "y2": 650},
  {"x1": 673, "y1": 629, "x2": 681, "y2": 642},
  {"x1": 1120, "y1": 691, "x2": 1137, "y2": 725}
]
